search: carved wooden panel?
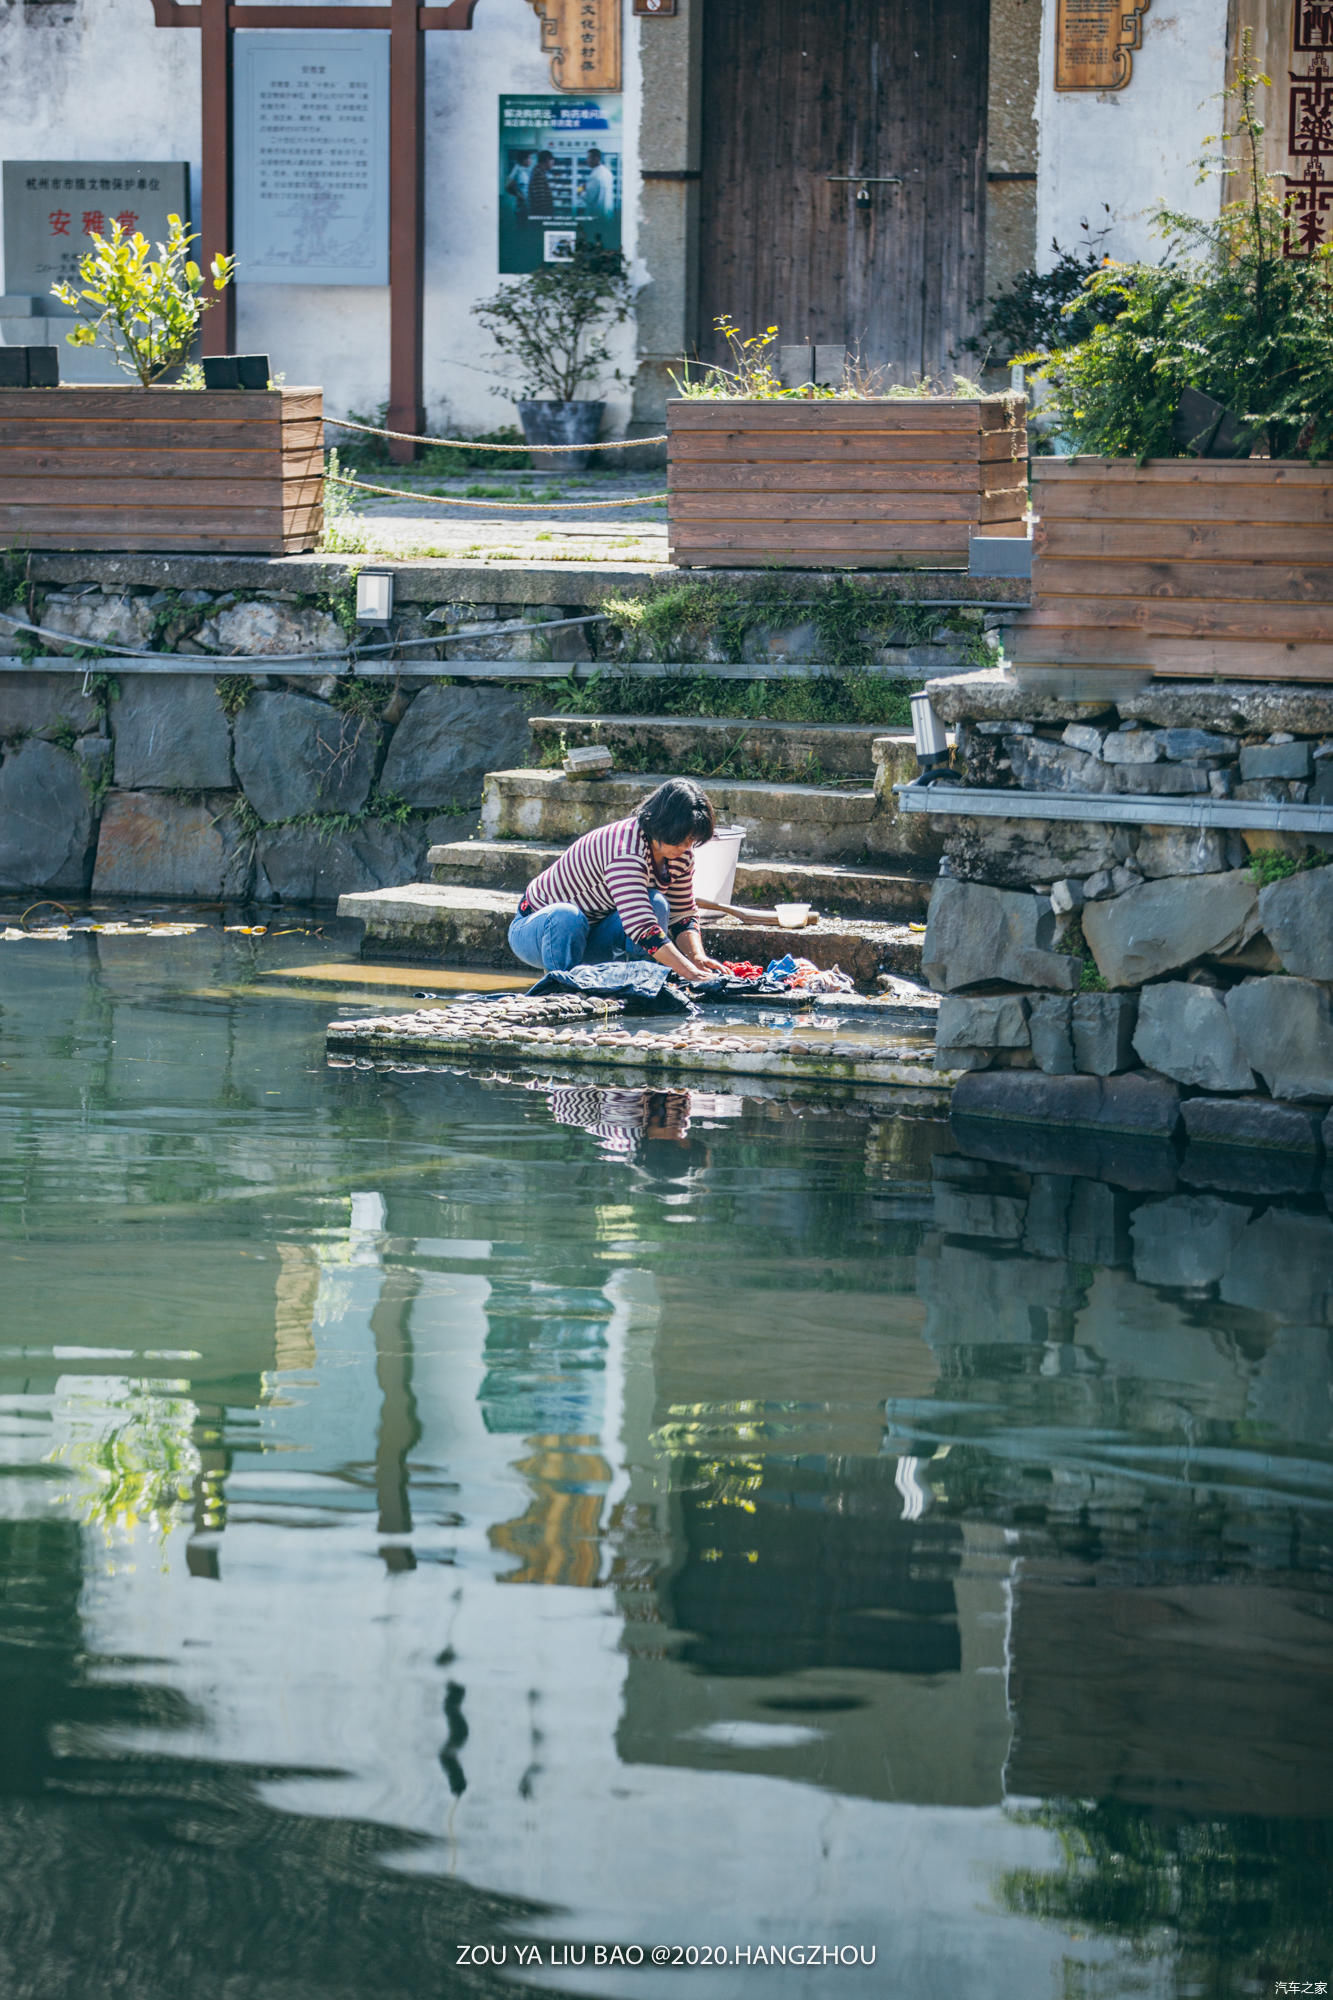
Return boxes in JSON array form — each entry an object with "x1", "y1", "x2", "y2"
[
  {"x1": 527, "y1": 0, "x2": 621, "y2": 90},
  {"x1": 1054, "y1": 0, "x2": 1150, "y2": 90}
]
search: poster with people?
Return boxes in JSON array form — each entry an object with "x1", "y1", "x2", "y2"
[{"x1": 498, "y1": 94, "x2": 622, "y2": 274}]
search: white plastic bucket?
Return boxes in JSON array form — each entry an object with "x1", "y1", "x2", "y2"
[{"x1": 693, "y1": 824, "x2": 745, "y2": 907}]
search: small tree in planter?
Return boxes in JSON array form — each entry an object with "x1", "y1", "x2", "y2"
[
  {"x1": 52, "y1": 215, "x2": 234, "y2": 385},
  {"x1": 472, "y1": 235, "x2": 634, "y2": 468},
  {"x1": 1024, "y1": 46, "x2": 1333, "y2": 460},
  {"x1": 0, "y1": 217, "x2": 319, "y2": 554},
  {"x1": 1007, "y1": 44, "x2": 1333, "y2": 682}
]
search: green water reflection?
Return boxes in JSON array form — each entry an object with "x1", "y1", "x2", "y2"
[{"x1": 1, "y1": 923, "x2": 1330, "y2": 1999}]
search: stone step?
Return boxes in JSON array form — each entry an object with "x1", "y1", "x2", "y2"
[
  {"x1": 527, "y1": 714, "x2": 907, "y2": 781},
  {"x1": 427, "y1": 839, "x2": 933, "y2": 920},
  {"x1": 337, "y1": 882, "x2": 924, "y2": 987},
  {"x1": 481, "y1": 768, "x2": 898, "y2": 863}
]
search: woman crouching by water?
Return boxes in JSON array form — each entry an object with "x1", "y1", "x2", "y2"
[{"x1": 507, "y1": 777, "x2": 730, "y2": 985}]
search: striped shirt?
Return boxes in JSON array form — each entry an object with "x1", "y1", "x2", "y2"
[{"x1": 520, "y1": 814, "x2": 699, "y2": 951}]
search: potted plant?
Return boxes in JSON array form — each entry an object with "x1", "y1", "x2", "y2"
[
  {"x1": 1010, "y1": 43, "x2": 1333, "y2": 683},
  {"x1": 472, "y1": 234, "x2": 634, "y2": 471},
  {"x1": 666, "y1": 320, "x2": 1027, "y2": 570},
  {"x1": 0, "y1": 217, "x2": 323, "y2": 555}
]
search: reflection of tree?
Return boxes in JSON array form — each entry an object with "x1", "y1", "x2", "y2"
[
  {"x1": 998, "y1": 1800, "x2": 1333, "y2": 1994},
  {"x1": 48, "y1": 1380, "x2": 201, "y2": 1539}
]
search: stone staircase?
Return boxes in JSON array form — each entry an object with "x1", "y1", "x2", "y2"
[{"x1": 339, "y1": 712, "x2": 937, "y2": 987}]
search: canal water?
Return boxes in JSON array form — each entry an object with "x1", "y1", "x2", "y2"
[{"x1": 2, "y1": 919, "x2": 1330, "y2": 2000}]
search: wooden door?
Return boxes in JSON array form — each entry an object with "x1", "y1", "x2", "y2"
[{"x1": 696, "y1": 0, "x2": 990, "y2": 383}]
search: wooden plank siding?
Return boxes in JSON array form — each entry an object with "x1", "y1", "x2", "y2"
[
  {"x1": 1006, "y1": 458, "x2": 1333, "y2": 682},
  {"x1": 0, "y1": 386, "x2": 324, "y2": 554},
  {"x1": 667, "y1": 396, "x2": 1026, "y2": 570}
]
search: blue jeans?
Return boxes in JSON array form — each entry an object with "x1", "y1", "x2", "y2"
[{"x1": 508, "y1": 891, "x2": 670, "y2": 972}]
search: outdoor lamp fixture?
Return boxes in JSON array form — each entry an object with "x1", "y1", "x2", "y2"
[
  {"x1": 355, "y1": 570, "x2": 395, "y2": 624},
  {"x1": 910, "y1": 691, "x2": 950, "y2": 782}
]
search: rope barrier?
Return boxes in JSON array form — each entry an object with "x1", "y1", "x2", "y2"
[
  {"x1": 327, "y1": 470, "x2": 668, "y2": 511},
  {"x1": 326, "y1": 414, "x2": 667, "y2": 451}
]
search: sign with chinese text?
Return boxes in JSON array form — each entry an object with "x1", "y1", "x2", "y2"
[
  {"x1": 1, "y1": 161, "x2": 189, "y2": 310},
  {"x1": 498, "y1": 94, "x2": 622, "y2": 273},
  {"x1": 234, "y1": 30, "x2": 389, "y2": 286},
  {"x1": 1054, "y1": 0, "x2": 1150, "y2": 90},
  {"x1": 527, "y1": 0, "x2": 621, "y2": 91},
  {"x1": 1286, "y1": 3, "x2": 1333, "y2": 256}
]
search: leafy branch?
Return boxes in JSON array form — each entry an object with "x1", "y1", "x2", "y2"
[{"x1": 52, "y1": 214, "x2": 234, "y2": 388}]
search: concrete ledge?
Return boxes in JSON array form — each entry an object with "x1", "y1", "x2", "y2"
[
  {"x1": 337, "y1": 879, "x2": 925, "y2": 984},
  {"x1": 24, "y1": 550, "x2": 1034, "y2": 607},
  {"x1": 484, "y1": 768, "x2": 880, "y2": 860},
  {"x1": 427, "y1": 839, "x2": 934, "y2": 919},
  {"x1": 528, "y1": 713, "x2": 898, "y2": 779},
  {"x1": 895, "y1": 781, "x2": 1333, "y2": 835}
]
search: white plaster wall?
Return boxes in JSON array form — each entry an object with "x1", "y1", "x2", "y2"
[
  {"x1": 1, "y1": 0, "x2": 641, "y2": 434},
  {"x1": 1035, "y1": 0, "x2": 1230, "y2": 269},
  {"x1": 0, "y1": 0, "x2": 203, "y2": 285}
]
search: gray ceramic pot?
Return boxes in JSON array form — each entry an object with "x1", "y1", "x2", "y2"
[{"x1": 517, "y1": 398, "x2": 605, "y2": 473}]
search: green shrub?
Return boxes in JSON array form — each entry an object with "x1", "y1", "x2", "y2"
[
  {"x1": 52, "y1": 215, "x2": 233, "y2": 387},
  {"x1": 1026, "y1": 42, "x2": 1333, "y2": 461}
]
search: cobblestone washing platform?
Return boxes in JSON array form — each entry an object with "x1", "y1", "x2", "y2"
[{"x1": 325, "y1": 991, "x2": 952, "y2": 1101}]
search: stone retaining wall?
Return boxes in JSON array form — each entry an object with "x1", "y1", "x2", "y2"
[
  {"x1": 916, "y1": 670, "x2": 1333, "y2": 1126},
  {"x1": 0, "y1": 559, "x2": 991, "y2": 898}
]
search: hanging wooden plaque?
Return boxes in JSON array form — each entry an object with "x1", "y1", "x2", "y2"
[
  {"x1": 1055, "y1": 0, "x2": 1150, "y2": 90},
  {"x1": 528, "y1": 0, "x2": 621, "y2": 90}
]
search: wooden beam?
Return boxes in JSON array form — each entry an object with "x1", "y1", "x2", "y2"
[
  {"x1": 156, "y1": 1, "x2": 481, "y2": 23},
  {"x1": 200, "y1": 0, "x2": 236, "y2": 355},
  {"x1": 388, "y1": 0, "x2": 425, "y2": 464}
]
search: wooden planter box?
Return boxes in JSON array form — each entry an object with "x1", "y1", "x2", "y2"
[
  {"x1": 1008, "y1": 457, "x2": 1333, "y2": 683},
  {"x1": 667, "y1": 396, "x2": 1027, "y2": 570},
  {"x1": 0, "y1": 385, "x2": 324, "y2": 554}
]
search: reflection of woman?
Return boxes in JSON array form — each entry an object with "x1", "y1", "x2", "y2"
[
  {"x1": 508, "y1": 779, "x2": 728, "y2": 984},
  {"x1": 549, "y1": 1086, "x2": 692, "y2": 1155},
  {"x1": 526, "y1": 150, "x2": 557, "y2": 219}
]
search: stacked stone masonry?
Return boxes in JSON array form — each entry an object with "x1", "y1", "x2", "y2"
[
  {"x1": 919, "y1": 670, "x2": 1333, "y2": 1112},
  {"x1": 0, "y1": 567, "x2": 988, "y2": 899}
]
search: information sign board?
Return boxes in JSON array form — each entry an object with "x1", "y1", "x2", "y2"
[{"x1": 234, "y1": 30, "x2": 389, "y2": 286}]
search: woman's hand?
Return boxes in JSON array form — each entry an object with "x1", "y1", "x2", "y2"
[{"x1": 676, "y1": 928, "x2": 729, "y2": 976}]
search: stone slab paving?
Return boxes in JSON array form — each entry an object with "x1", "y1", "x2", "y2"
[{"x1": 328, "y1": 468, "x2": 670, "y2": 566}]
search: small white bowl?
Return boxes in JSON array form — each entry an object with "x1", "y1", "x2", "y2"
[{"x1": 775, "y1": 903, "x2": 812, "y2": 929}]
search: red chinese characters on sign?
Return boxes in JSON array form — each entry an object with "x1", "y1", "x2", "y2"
[
  {"x1": 49, "y1": 209, "x2": 71, "y2": 235},
  {"x1": 81, "y1": 209, "x2": 105, "y2": 237},
  {"x1": 114, "y1": 209, "x2": 139, "y2": 232}
]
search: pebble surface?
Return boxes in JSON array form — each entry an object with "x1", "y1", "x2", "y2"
[{"x1": 325, "y1": 992, "x2": 943, "y2": 1093}]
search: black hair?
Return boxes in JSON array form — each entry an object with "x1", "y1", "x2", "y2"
[{"x1": 635, "y1": 777, "x2": 716, "y2": 846}]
